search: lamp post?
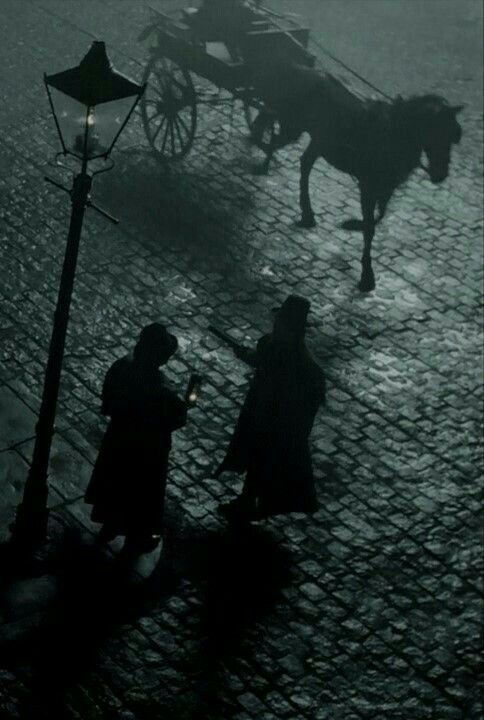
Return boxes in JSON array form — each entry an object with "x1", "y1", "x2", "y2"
[{"x1": 11, "y1": 42, "x2": 145, "y2": 550}]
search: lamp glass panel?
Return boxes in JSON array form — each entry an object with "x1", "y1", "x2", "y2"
[
  {"x1": 88, "y1": 95, "x2": 137, "y2": 153},
  {"x1": 50, "y1": 87, "x2": 135, "y2": 158}
]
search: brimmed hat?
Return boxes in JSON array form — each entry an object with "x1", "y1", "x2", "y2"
[
  {"x1": 272, "y1": 295, "x2": 310, "y2": 336},
  {"x1": 137, "y1": 322, "x2": 178, "y2": 357}
]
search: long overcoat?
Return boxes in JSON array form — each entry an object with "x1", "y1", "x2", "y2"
[
  {"x1": 219, "y1": 335, "x2": 326, "y2": 518},
  {"x1": 85, "y1": 355, "x2": 187, "y2": 536}
]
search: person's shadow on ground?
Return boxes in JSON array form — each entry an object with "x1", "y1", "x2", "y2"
[
  {"x1": 194, "y1": 524, "x2": 291, "y2": 653},
  {"x1": 167, "y1": 522, "x2": 294, "y2": 719},
  {"x1": 2, "y1": 515, "x2": 293, "y2": 720}
]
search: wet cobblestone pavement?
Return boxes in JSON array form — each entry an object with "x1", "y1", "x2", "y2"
[{"x1": 0, "y1": 1, "x2": 482, "y2": 718}]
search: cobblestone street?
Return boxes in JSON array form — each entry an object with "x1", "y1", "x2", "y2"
[{"x1": 0, "y1": 1, "x2": 482, "y2": 719}]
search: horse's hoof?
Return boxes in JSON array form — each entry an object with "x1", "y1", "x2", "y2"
[
  {"x1": 341, "y1": 219, "x2": 364, "y2": 231},
  {"x1": 358, "y1": 278, "x2": 376, "y2": 292},
  {"x1": 296, "y1": 216, "x2": 316, "y2": 229},
  {"x1": 246, "y1": 131, "x2": 262, "y2": 147}
]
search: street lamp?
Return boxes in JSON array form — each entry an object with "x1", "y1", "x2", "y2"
[{"x1": 11, "y1": 41, "x2": 145, "y2": 550}]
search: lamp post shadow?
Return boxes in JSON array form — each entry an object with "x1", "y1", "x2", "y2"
[
  {"x1": 2, "y1": 503, "x2": 294, "y2": 720},
  {"x1": 2, "y1": 523, "x2": 177, "y2": 720}
]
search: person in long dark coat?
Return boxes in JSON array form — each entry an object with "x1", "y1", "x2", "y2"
[
  {"x1": 215, "y1": 295, "x2": 326, "y2": 522},
  {"x1": 85, "y1": 323, "x2": 187, "y2": 553}
]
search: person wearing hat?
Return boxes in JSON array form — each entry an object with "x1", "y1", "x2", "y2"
[
  {"x1": 215, "y1": 295, "x2": 326, "y2": 522},
  {"x1": 85, "y1": 323, "x2": 189, "y2": 554}
]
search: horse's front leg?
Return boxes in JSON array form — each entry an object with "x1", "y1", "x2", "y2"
[
  {"x1": 358, "y1": 188, "x2": 377, "y2": 292},
  {"x1": 297, "y1": 140, "x2": 319, "y2": 228}
]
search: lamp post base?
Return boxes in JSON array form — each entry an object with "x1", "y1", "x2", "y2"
[{"x1": 9, "y1": 503, "x2": 50, "y2": 554}]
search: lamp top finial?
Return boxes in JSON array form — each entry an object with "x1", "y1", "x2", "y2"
[{"x1": 80, "y1": 41, "x2": 111, "y2": 76}]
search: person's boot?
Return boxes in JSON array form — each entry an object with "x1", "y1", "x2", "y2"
[
  {"x1": 118, "y1": 534, "x2": 164, "y2": 580},
  {"x1": 218, "y1": 495, "x2": 256, "y2": 523},
  {"x1": 95, "y1": 524, "x2": 117, "y2": 546},
  {"x1": 121, "y1": 533, "x2": 161, "y2": 556}
]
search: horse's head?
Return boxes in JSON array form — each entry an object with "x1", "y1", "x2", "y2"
[{"x1": 420, "y1": 99, "x2": 463, "y2": 184}]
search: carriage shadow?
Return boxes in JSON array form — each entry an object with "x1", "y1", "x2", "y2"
[
  {"x1": 95, "y1": 149, "x2": 257, "y2": 274},
  {"x1": 94, "y1": 134, "x2": 372, "y2": 297}
]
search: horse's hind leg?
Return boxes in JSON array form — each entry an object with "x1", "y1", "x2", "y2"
[
  {"x1": 255, "y1": 119, "x2": 302, "y2": 174},
  {"x1": 249, "y1": 110, "x2": 273, "y2": 146},
  {"x1": 249, "y1": 110, "x2": 277, "y2": 174},
  {"x1": 358, "y1": 188, "x2": 377, "y2": 291},
  {"x1": 266, "y1": 122, "x2": 302, "y2": 169},
  {"x1": 297, "y1": 140, "x2": 319, "y2": 228}
]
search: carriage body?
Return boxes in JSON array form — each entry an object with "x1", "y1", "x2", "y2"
[{"x1": 139, "y1": 3, "x2": 315, "y2": 160}]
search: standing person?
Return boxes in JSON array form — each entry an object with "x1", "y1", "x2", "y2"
[
  {"x1": 85, "y1": 323, "x2": 188, "y2": 555},
  {"x1": 215, "y1": 295, "x2": 326, "y2": 522}
]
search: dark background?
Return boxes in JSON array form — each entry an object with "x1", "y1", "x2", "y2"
[{"x1": 0, "y1": 2, "x2": 482, "y2": 719}]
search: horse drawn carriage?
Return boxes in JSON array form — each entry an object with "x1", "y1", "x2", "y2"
[
  {"x1": 137, "y1": 2, "x2": 463, "y2": 292},
  {"x1": 138, "y1": 1, "x2": 315, "y2": 161}
]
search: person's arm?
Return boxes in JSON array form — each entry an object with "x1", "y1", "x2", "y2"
[
  {"x1": 233, "y1": 344, "x2": 258, "y2": 367},
  {"x1": 314, "y1": 370, "x2": 326, "y2": 408},
  {"x1": 208, "y1": 325, "x2": 260, "y2": 368},
  {"x1": 163, "y1": 389, "x2": 188, "y2": 431},
  {"x1": 100, "y1": 363, "x2": 119, "y2": 416}
]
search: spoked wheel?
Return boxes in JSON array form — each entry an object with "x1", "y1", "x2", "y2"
[
  {"x1": 243, "y1": 100, "x2": 280, "y2": 153},
  {"x1": 141, "y1": 55, "x2": 197, "y2": 161}
]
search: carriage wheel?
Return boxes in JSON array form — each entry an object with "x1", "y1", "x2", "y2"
[
  {"x1": 141, "y1": 56, "x2": 197, "y2": 161},
  {"x1": 243, "y1": 101, "x2": 280, "y2": 152}
]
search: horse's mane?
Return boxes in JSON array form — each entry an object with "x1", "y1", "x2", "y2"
[
  {"x1": 396, "y1": 93, "x2": 449, "y2": 108},
  {"x1": 391, "y1": 93, "x2": 450, "y2": 124},
  {"x1": 358, "y1": 93, "x2": 451, "y2": 149}
]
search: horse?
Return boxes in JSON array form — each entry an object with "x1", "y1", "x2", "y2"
[{"x1": 248, "y1": 63, "x2": 463, "y2": 291}]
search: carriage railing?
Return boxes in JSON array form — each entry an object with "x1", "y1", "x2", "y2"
[
  {"x1": 139, "y1": 4, "x2": 313, "y2": 68},
  {"x1": 137, "y1": 2, "x2": 321, "y2": 163},
  {"x1": 138, "y1": 5, "x2": 192, "y2": 46},
  {"x1": 141, "y1": 2, "x2": 309, "y2": 37},
  {"x1": 139, "y1": 7, "x2": 242, "y2": 114},
  {"x1": 138, "y1": 3, "x2": 314, "y2": 112},
  {"x1": 140, "y1": 3, "x2": 387, "y2": 104}
]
